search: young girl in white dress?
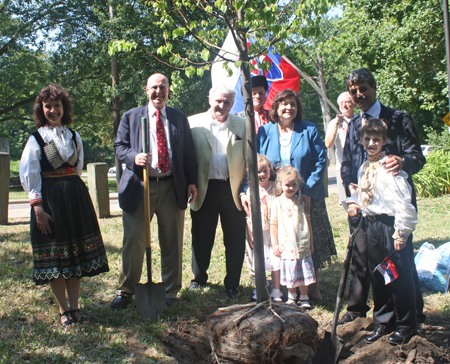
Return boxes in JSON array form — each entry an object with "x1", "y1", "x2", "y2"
[
  {"x1": 270, "y1": 166, "x2": 315, "y2": 308},
  {"x1": 246, "y1": 155, "x2": 282, "y2": 301}
]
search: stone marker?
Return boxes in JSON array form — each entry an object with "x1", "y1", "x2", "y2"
[
  {"x1": 87, "y1": 162, "x2": 110, "y2": 218},
  {"x1": 0, "y1": 153, "x2": 10, "y2": 224}
]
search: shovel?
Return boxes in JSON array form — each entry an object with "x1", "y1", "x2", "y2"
[
  {"x1": 135, "y1": 117, "x2": 166, "y2": 320},
  {"x1": 313, "y1": 216, "x2": 363, "y2": 364}
]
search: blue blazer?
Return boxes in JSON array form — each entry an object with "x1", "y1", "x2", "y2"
[
  {"x1": 114, "y1": 105, "x2": 198, "y2": 213},
  {"x1": 257, "y1": 120, "x2": 326, "y2": 204}
]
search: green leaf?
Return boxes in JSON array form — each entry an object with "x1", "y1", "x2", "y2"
[
  {"x1": 185, "y1": 66, "x2": 196, "y2": 78},
  {"x1": 201, "y1": 49, "x2": 210, "y2": 61}
]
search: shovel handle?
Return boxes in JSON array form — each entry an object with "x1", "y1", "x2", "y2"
[
  {"x1": 330, "y1": 216, "x2": 363, "y2": 338},
  {"x1": 141, "y1": 118, "x2": 152, "y2": 280}
]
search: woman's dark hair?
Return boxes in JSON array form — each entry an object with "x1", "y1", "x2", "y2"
[
  {"x1": 269, "y1": 89, "x2": 303, "y2": 124},
  {"x1": 33, "y1": 84, "x2": 73, "y2": 127}
]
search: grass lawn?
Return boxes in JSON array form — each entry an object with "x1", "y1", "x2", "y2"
[{"x1": 1, "y1": 193, "x2": 449, "y2": 363}]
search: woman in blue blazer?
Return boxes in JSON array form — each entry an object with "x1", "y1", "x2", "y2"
[{"x1": 257, "y1": 89, "x2": 336, "y2": 301}]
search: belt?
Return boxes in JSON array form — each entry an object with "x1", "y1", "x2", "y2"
[
  {"x1": 148, "y1": 175, "x2": 173, "y2": 182},
  {"x1": 209, "y1": 178, "x2": 229, "y2": 182},
  {"x1": 41, "y1": 167, "x2": 77, "y2": 178},
  {"x1": 365, "y1": 214, "x2": 395, "y2": 226}
]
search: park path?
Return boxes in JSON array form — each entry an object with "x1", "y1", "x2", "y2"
[{"x1": 7, "y1": 167, "x2": 338, "y2": 220}]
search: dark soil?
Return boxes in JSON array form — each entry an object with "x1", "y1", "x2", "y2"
[{"x1": 160, "y1": 310, "x2": 450, "y2": 364}]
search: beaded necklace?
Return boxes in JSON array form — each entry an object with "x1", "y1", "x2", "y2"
[{"x1": 278, "y1": 123, "x2": 293, "y2": 147}]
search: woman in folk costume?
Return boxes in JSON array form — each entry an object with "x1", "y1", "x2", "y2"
[{"x1": 20, "y1": 84, "x2": 109, "y2": 328}]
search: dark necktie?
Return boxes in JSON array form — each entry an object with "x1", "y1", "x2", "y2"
[
  {"x1": 362, "y1": 113, "x2": 371, "y2": 123},
  {"x1": 155, "y1": 109, "x2": 170, "y2": 173}
]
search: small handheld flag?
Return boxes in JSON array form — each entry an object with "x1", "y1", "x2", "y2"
[{"x1": 374, "y1": 255, "x2": 399, "y2": 285}]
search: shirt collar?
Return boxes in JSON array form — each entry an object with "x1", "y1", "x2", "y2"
[
  {"x1": 209, "y1": 109, "x2": 230, "y2": 129},
  {"x1": 148, "y1": 103, "x2": 167, "y2": 119},
  {"x1": 365, "y1": 100, "x2": 381, "y2": 119}
]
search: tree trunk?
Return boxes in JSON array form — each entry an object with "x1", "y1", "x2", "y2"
[
  {"x1": 110, "y1": 3, "x2": 122, "y2": 185},
  {"x1": 316, "y1": 52, "x2": 335, "y2": 165},
  {"x1": 236, "y1": 10, "x2": 268, "y2": 302}
]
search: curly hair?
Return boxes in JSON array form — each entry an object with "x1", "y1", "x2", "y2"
[
  {"x1": 268, "y1": 89, "x2": 303, "y2": 124},
  {"x1": 276, "y1": 165, "x2": 304, "y2": 195},
  {"x1": 33, "y1": 84, "x2": 73, "y2": 127}
]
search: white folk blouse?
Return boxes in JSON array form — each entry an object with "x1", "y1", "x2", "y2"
[
  {"x1": 19, "y1": 126, "x2": 84, "y2": 204},
  {"x1": 343, "y1": 156, "x2": 417, "y2": 242}
]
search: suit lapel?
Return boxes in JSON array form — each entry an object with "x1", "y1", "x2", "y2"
[
  {"x1": 166, "y1": 107, "x2": 177, "y2": 145},
  {"x1": 290, "y1": 122, "x2": 304, "y2": 158},
  {"x1": 227, "y1": 117, "x2": 237, "y2": 146}
]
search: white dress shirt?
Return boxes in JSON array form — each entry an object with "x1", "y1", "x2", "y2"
[
  {"x1": 363, "y1": 100, "x2": 381, "y2": 122},
  {"x1": 208, "y1": 113, "x2": 230, "y2": 179},
  {"x1": 147, "y1": 104, "x2": 173, "y2": 176}
]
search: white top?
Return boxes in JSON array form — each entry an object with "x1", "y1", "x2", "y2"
[
  {"x1": 19, "y1": 126, "x2": 83, "y2": 202},
  {"x1": 326, "y1": 116, "x2": 350, "y2": 169},
  {"x1": 342, "y1": 156, "x2": 417, "y2": 242},
  {"x1": 270, "y1": 193, "x2": 311, "y2": 260},
  {"x1": 208, "y1": 112, "x2": 230, "y2": 179},
  {"x1": 147, "y1": 104, "x2": 173, "y2": 176}
]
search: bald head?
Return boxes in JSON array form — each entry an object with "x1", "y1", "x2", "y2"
[{"x1": 145, "y1": 73, "x2": 170, "y2": 109}]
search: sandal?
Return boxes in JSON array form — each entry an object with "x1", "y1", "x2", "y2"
[
  {"x1": 60, "y1": 311, "x2": 74, "y2": 328},
  {"x1": 70, "y1": 309, "x2": 90, "y2": 324}
]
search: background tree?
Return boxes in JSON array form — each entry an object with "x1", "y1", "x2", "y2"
[
  {"x1": 285, "y1": 15, "x2": 347, "y2": 163},
  {"x1": 332, "y1": 0, "x2": 448, "y2": 141}
]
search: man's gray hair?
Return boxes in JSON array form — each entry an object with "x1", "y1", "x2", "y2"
[
  {"x1": 337, "y1": 92, "x2": 352, "y2": 104},
  {"x1": 209, "y1": 84, "x2": 236, "y2": 100}
]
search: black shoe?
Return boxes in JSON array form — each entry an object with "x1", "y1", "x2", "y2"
[
  {"x1": 387, "y1": 329, "x2": 417, "y2": 345},
  {"x1": 110, "y1": 294, "x2": 132, "y2": 309},
  {"x1": 226, "y1": 288, "x2": 240, "y2": 298},
  {"x1": 366, "y1": 324, "x2": 393, "y2": 343},
  {"x1": 166, "y1": 298, "x2": 179, "y2": 307},
  {"x1": 338, "y1": 312, "x2": 365, "y2": 325}
]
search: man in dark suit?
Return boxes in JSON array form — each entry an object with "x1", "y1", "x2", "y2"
[
  {"x1": 111, "y1": 73, "x2": 198, "y2": 309},
  {"x1": 339, "y1": 68, "x2": 426, "y2": 343}
]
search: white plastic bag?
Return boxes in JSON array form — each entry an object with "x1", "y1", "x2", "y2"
[{"x1": 414, "y1": 242, "x2": 450, "y2": 293}]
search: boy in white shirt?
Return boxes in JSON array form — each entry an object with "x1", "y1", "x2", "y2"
[{"x1": 343, "y1": 118, "x2": 420, "y2": 345}]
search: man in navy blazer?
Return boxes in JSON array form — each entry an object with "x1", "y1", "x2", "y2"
[
  {"x1": 111, "y1": 73, "x2": 198, "y2": 309},
  {"x1": 339, "y1": 68, "x2": 425, "y2": 343}
]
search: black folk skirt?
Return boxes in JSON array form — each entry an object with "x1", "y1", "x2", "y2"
[
  {"x1": 310, "y1": 199, "x2": 337, "y2": 269},
  {"x1": 30, "y1": 174, "x2": 109, "y2": 285}
]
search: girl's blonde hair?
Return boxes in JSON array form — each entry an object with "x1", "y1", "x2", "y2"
[
  {"x1": 257, "y1": 154, "x2": 275, "y2": 180},
  {"x1": 276, "y1": 166, "x2": 304, "y2": 195}
]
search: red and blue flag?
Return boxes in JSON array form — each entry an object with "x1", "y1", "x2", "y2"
[
  {"x1": 375, "y1": 256, "x2": 399, "y2": 285},
  {"x1": 211, "y1": 32, "x2": 300, "y2": 114}
]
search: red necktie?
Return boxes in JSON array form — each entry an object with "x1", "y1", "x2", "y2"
[{"x1": 155, "y1": 109, "x2": 170, "y2": 173}]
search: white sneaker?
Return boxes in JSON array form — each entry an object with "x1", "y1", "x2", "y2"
[
  {"x1": 271, "y1": 289, "x2": 283, "y2": 302},
  {"x1": 300, "y1": 300, "x2": 311, "y2": 310}
]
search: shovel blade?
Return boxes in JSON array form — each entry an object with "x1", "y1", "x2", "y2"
[
  {"x1": 313, "y1": 331, "x2": 344, "y2": 364},
  {"x1": 135, "y1": 281, "x2": 166, "y2": 320}
]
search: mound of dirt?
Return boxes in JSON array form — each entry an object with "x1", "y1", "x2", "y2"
[{"x1": 161, "y1": 311, "x2": 450, "y2": 363}]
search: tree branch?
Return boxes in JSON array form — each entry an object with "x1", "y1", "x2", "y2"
[{"x1": 0, "y1": 96, "x2": 36, "y2": 116}]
